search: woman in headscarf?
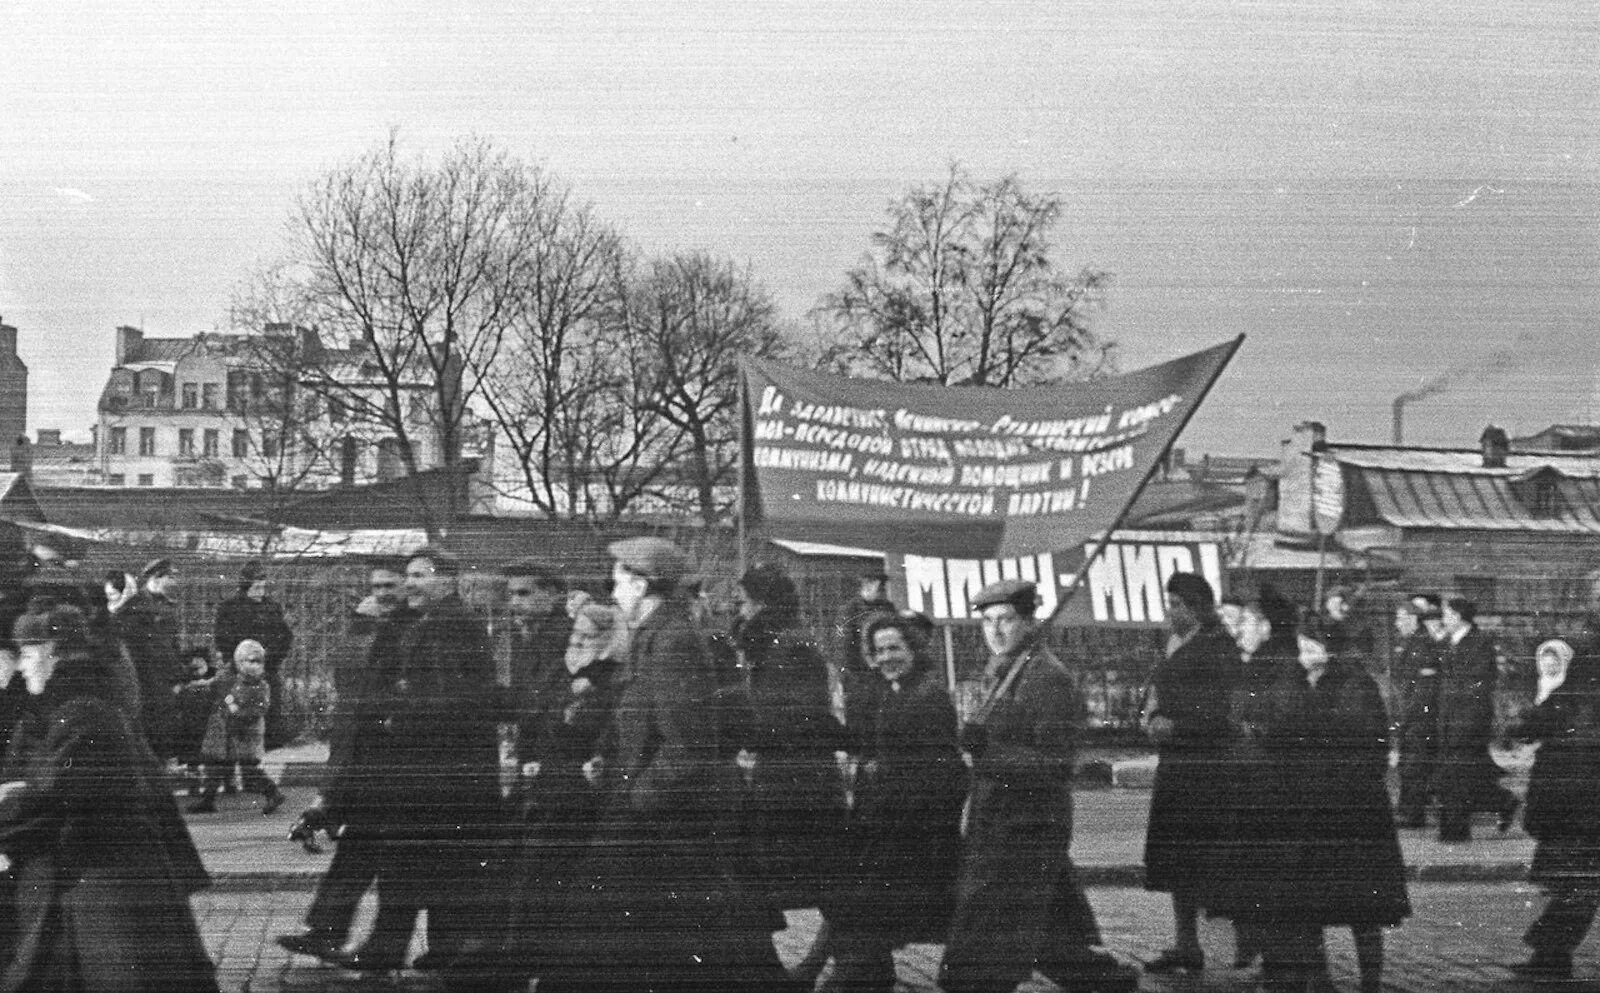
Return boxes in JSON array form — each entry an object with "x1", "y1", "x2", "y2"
[
  {"x1": 0, "y1": 605, "x2": 217, "y2": 992},
  {"x1": 1249, "y1": 626, "x2": 1409, "y2": 993},
  {"x1": 823, "y1": 612, "x2": 966, "y2": 992},
  {"x1": 1511, "y1": 636, "x2": 1600, "y2": 983},
  {"x1": 505, "y1": 602, "x2": 626, "y2": 986}
]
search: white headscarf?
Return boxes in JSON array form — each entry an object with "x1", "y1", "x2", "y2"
[{"x1": 1536, "y1": 638, "x2": 1575, "y2": 704}]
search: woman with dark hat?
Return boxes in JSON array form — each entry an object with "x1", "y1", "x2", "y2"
[
  {"x1": 212, "y1": 559, "x2": 294, "y2": 750},
  {"x1": 1246, "y1": 626, "x2": 1409, "y2": 993},
  {"x1": 726, "y1": 562, "x2": 847, "y2": 915},
  {"x1": 0, "y1": 605, "x2": 218, "y2": 992},
  {"x1": 1141, "y1": 570, "x2": 1241, "y2": 975},
  {"x1": 823, "y1": 611, "x2": 966, "y2": 992}
]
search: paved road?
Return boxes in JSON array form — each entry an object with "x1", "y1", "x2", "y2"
[{"x1": 196, "y1": 882, "x2": 1596, "y2": 992}]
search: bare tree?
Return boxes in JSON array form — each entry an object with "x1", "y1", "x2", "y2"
[
  {"x1": 819, "y1": 163, "x2": 1115, "y2": 387},
  {"x1": 249, "y1": 134, "x2": 549, "y2": 531},
  {"x1": 624, "y1": 251, "x2": 789, "y2": 524}
]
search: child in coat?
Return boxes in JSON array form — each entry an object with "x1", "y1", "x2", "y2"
[
  {"x1": 190, "y1": 639, "x2": 285, "y2": 815},
  {"x1": 172, "y1": 646, "x2": 219, "y2": 792}
]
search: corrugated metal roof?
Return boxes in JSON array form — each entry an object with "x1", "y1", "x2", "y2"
[
  {"x1": 1356, "y1": 468, "x2": 1600, "y2": 533},
  {"x1": 1328, "y1": 445, "x2": 1600, "y2": 480}
]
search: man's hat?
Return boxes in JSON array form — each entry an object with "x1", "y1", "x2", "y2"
[
  {"x1": 971, "y1": 579, "x2": 1038, "y2": 613},
  {"x1": 1165, "y1": 571, "x2": 1216, "y2": 612},
  {"x1": 140, "y1": 557, "x2": 173, "y2": 581},
  {"x1": 608, "y1": 537, "x2": 691, "y2": 586}
]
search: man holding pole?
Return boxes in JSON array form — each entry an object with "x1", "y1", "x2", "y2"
[{"x1": 941, "y1": 578, "x2": 1138, "y2": 993}]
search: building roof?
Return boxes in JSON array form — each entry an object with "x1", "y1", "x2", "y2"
[
  {"x1": 1327, "y1": 444, "x2": 1600, "y2": 480},
  {"x1": 1350, "y1": 467, "x2": 1600, "y2": 533}
]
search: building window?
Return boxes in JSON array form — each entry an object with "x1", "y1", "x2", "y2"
[
  {"x1": 178, "y1": 428, "x2": 195, "y2": 456},
  {"x1": 203, "y1": 429, "x2": 219, "y2": 457},
  {"x1": 108, "y1": 473, "x2": 125, "y2": 487},
  {"x1": 138, "y1": 427, "x2": 157, "y2": 456},
  {"x1": 137, "y1": 474, "x2": 154, "y2": 487},
  {"x1": 108, "y1": 427, "x2": 127, "y2": 455},
  {"x1": 232, "y1": 429, "x2": 249, "y2": 458},
  {"x1": 262, "y1": 432, "x2": 279, "y2": 459},
  {"x1": 231, "y1": 475, "x2": 248, "y2": 490},
  {"x1": 181, "y1": 383, "x2": 199, "y2": 409},
  {"x1": 202, "y1": 383, "x2": 220, "y2": 410},
  {"x1": 227, "y1": 370, "x2": 251, "y2": 412}
]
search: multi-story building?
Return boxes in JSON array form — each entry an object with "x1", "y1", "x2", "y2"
[
  {"x1": 0, "y1": 317, "x2": 28, "y2": 449},
  {"x1": 94, "y1": 324, "x2": 454, "y2": 489}
]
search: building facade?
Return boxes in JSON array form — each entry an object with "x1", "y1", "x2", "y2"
[
  {"x1": 0, "y1": 318, "x2": 28, "y2": 450},
  {"x1": 94, "y1": 324, "x2": 452, "y2": 489}
]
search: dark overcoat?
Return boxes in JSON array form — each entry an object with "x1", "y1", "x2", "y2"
[
  {"x1": 114, "y1": 589, "x2": 182, "y2": 758},
  {"x1": 213, "y1": 594, "x2": 293, "y2": 747},
  {"x1": 942, "y1": 638, "x2": 1084, "y2": 993},
  {"x1": 1247, "y1": 658, "x2": 1410, "y2": 927},
  {"x1": 569, "y1": 596, "x2": 786, "y2": 990},
  {"x1": 1521, "y1": 628, "x2": 1600, "y2": 882},
  {"x1": 826, "y1": 664, "x2": 965, "y2": 946},
  {"x1": 0, "y1": 691, "x2": 217, "y2": 992},
  {"x1": 1435, "y1": 626, "x2": 1505, "y2": 809},
  {"x1": 1143, "y1": 622, "x2": 1240, "y2": 897},
  {"x1": 726, "y1": 620, "x2": 847, "y2": 910},
  {"x1": 320, "y1": 606, "x2": 416, "y2": 835}
]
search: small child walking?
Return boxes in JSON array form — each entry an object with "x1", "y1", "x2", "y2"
[
  {"x1": 190, "y1": 638, "x2": 286, "y2": 815},
  {"x1": 172, "y1": 646, "x2": 219, "y2": 793}
]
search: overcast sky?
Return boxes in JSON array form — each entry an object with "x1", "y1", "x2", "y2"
[{"x1": 2, "y1": 0, "x2": 1595, "y2": 454}]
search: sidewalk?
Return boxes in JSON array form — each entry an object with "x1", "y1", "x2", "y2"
[{"x1": 197, "y1": 744, "x2": 1537, "y2": 888}]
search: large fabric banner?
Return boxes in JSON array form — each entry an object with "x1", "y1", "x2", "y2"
[{"x1": 741, "y1": 336, "x2": 1242, "y2": 560}]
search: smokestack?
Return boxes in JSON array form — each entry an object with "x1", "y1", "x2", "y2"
[
  {"x1": 1392, "y1": 398, "x2": 1405, "y2": 445},
  {"x1": 1480, "y1": 425, "x2": 1509, "y2": 468}
]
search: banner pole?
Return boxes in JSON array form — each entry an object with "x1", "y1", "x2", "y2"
[
  {"x1": 736, "y1": 367, "x2": 750, "y2": 576},
  {"x1": 1039, "y1": 333, "x2": 1246, "y2": 628}
]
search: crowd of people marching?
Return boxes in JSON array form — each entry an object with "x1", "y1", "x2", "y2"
[{"x1": 0, "y1": 539, "x2": 1598, "y2": 992}]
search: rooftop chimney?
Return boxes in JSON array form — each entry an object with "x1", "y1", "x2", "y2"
[
  {"x1": 1480, "y1": 425, "x2": 1510, "y2": 469},
  {"x1": 115, "y1": 325, "x2": 144, "y2": 365}
]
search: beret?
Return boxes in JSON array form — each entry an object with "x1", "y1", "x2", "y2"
[
  {"x1": 1165, "y1": 571, "x2": 1216, "y2": 611},
  {"x1": 971, "y1": 578, "x2": 1038, "y2": 613},
  {"x1": 608, "y1": 537, "x2": 691, "y2": 585}
]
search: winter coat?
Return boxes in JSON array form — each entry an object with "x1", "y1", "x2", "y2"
[
  {"x1": 114, "y1": 589, "x2": 183, "y2": 758},
  {"x1": 724, "y1": 615, "x2": 848, "y2": 909},
  {"x1": 507, "y1": 610, "x2": 574, "y2": 745},
  {"x1": 1394, "y1": 631, "x2": 1443, "y2": 736},
  {"x1": 1435, "y1": 626, "x2": 1505, "y2": 808},
  {"x1": 198, "y1": 671, "x2": 269, "y2": 763},
  {"x1": 321, "y1": 606, "x2": 418, "y2": 835},
  {"x1": 943, "y1": 636, "x2": 1085, "y2": 993},
  {"x1": 826, "y1": 663, "x2": 965, "y2": 947},
  {"x1": 171, "y1": 666, "x2": 219, "y2": 762},
  {"x1": 0, "y1": 687, "x2": 217, "y2": 992},
  {"x1": 212, "y1": 595, "x2": 292, "y2": 674},
  {"x1": 1246, "y1": 658, "x2": 1410, "y2": 927},
  {"x1": 1143, "y1": 621, "x2": 1240, "y2": 897},
  {"x1": 1521, "y1": 625, "x2": 1600, "y2": 882}
]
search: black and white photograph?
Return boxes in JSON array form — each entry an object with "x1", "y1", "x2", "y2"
[{"x1": 0, "y1": 1, "x2": 1596, "y2": 990}]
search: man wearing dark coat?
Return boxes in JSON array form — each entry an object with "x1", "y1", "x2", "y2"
[
  {"x1": 500, "y1": 559, "x2": 573, "y2": 746},
  {"x1": 340, "y1": 547, "x2": 503, "y2": 982},
  {"x1": 1435, "y1": 597, "x2": 1518, "y2": 842},
  {"x1": 1393, "y1": 593, "x2": 1444, "y2": 828},
  {"x1": 276, "y1": 558, "x2": 409, "y2": 964},
  {"x1": 115, "y1": 557, "x2": 184, "y2": 760},
  {"x1": 941, "y1": 579, "x2": 1137, "y2": 993},
  {"x1": 553, "y1": 536, "x2": 794, "y2": 993},
  {"x1": 213, "y1": 559, "x2": 294, "y2": 750}
]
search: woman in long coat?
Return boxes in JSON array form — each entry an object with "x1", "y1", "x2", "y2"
[
  {"x1": 824, "y1": 613, "x2": 966, "y2": 992},
  {"x1": 1512, "y1": 633, "x2": 1600, "y2": 982},
  {"x1": 1249, "y1": 630, "x2": 1409, "y2": 993},
  {"x1": 725, "y1": 563, "x2": 848, "y2": 913},
  {"x1": 1142, "y1": 572, "x2": 1240, "y2": 974},
  {"x1": 0, "y1": 605, "x2": 217, "y2": 993}
]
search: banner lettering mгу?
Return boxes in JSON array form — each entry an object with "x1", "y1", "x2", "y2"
[{"x1": 740, "y1": 336, "x2": 1242, "y2": 563}]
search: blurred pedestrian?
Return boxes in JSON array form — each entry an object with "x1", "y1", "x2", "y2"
[
  {"x1": 1249, "y1": 628, "x2": 1409, "y2": 993},
  {"x1": 500, "y1": 559, "x2": 573, "y2": 741},
  {"x1": 837, "y1": 566, "x2": 895, "y2": 689},
  {"x1": 1141, "y1": 571, "x2": 1240, "y2": 976},
  {"x1": 0, "y1": 605, "x2": 218, "y2": 992},
  {"x1": 171, "y1": 644, "x2": 219, "y2": 792},
  {"x1": 1394, "y1": 593, "x2": 1444, "y2": 828},
  {"x1": 823, "y1": 612, "x2": 965, "y2": 992},
  {"x1": 213, "y1": 560, "x2": 294, "y2": 750},
  {"x1": 189, "y1": 638, "x2": 285, "y2": 815},
  {"x1": 942, "y1": 579, "x2": 1138, "y2": 993},
  {"x1": 1435, "y1": 597, "x2": 1518, "y2": 842},
  {"x1": 277, "y1": 558, "x2": 414, "y2": 966},
  {"x1": 115, "y1": 557, "x2": 184, "y2": 761}
]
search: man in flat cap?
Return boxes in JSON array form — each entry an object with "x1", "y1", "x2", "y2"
[
  {"x1": 115, "y1": 557, "x2": 183, "y2": 760},
  {"x1": 550, "y1": 536, "x2": 791, "y2": 992},
  {"x1": 942, "y1": 579, "x2": 1138, "y2": 993}
]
